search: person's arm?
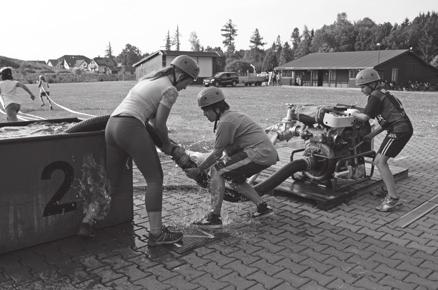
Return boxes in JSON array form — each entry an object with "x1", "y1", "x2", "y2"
[
  {"x1": 198, "y1": 149, "x2": 223, "y2": 171},
  {"x1": 368, "y1": 123, "x2": 384, "y2": 139},
  {"x1": 16, "y1": 82, "x2": 35, "y2": 100},
  {"x1": 184, "y1": 148, "x2": 223, "y2": 180},
  {"x1": 351, "y1": 110, "x2": 370, "y2": 122},
  {"x1": 153, "y1": 103, "x2": 172, "y2": 153}
]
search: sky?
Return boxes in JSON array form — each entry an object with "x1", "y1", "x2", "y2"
[{"x1": 1, "y1": 0, "x2": 437, "y2": 61}]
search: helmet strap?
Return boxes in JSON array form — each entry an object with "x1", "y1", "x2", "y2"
[
  {"x1": 213, "y1": 109, "x2": 221, "y2": 133},
  {"x1": 171, "y1": 66, "x2": 177, "y2": 86}
]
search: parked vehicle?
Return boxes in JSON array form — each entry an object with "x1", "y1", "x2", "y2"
[
  {"x1": 203, "y1": 72, "x2": 239, "y2": 87},
  {"x1": 239, "y1": 73, "x2": 268, "y2": 86}
]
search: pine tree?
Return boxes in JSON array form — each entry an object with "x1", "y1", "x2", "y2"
[
  {"x1": 105, "y1": 42, "x2": 113, "y2": 58},
  {"x1": 164, "y1": 31, "x2": 172, "y2": 50},
  {"x1": 173, "y1": 25, "x2": 181, "y2": 51},
  {"x1": 221, "y1": 19, "x2": 238, "y2": 55},
  {"x1": 249, "y1": 28, "x2": 266, "y2": 49}
]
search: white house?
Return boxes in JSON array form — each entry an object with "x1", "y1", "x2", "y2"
[{"x1": 133, "y1": 50, "x2": 220, "y2": 81}]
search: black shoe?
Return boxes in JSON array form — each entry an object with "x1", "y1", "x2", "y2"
[
  {"x1": 193, "y1": 212, "x2": 223, "y2": 228},
  {"x1": 50, "y1": 106, "x2": 53, "y2": 110},
  {"x1": 252, "y1": 202, "x2": 274, "y2": 218},
  {"x1": 78, "y1": 222, "x2": 95, "y2": 238},
  {"x1": 148, "y1": 226, "x2": 183, "y2": 246}
]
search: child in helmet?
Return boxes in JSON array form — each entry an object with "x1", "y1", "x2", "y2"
[
  {"x1": 0, "y1": 67, "x2": 36, "y2": 122},
  {"x1": 103, "y1": 55, "x2": 199, "y2": 245},
  {"x1": 185, "y1": 87, "x2": 278, "y2": 227},
  {"x1": 351, "y1": 68, "x2": 413, "y2": 212},
  {"x1": 37, "y1": 75, "x2": 53, "y2": 110}
]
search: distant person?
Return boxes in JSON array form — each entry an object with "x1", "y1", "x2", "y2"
[
  {"x1": 37, "y1": 75, "x2": 53, "y2": 110},
  {"x1": 351, "y1": 68, "x2": 413, "y2": 212},
  {"x1": 102, "y1": 55, "x2": 199, "y2": 245},
  {"x1": 267, "y1": 71, "x2": 273, "y2": 86},
  {"x1": 0, "y1": 67, "x2": 36, "y2": 122},
  {"x1": 276, "y1": 72, "x2": 281, "y2": 86},
  {"x1": 185, "y1": 87, "x2": 278, "y2": 227}
]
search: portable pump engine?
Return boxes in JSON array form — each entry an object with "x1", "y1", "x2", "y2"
[{"x1": 253, "y1": 104, "x2": 376, "y2": 195}]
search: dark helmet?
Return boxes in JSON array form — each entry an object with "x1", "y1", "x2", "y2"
[{"x1": 0, "y1": 67, "x2": 13, "y2": 80}]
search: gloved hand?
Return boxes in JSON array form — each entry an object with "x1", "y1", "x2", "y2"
[
  {"x1": 171, "y1": 146, "x2": 198, "y2": 169},
  {"x1": 185, "y1": 167, "x2": 201, "y2": 179},
  {"x1": 184, "y1": 167, "x2": 209, "y2": 188}
]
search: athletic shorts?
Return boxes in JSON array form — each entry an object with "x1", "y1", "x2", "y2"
[
  {"x1": 40, "y1": 92, "x2": 50, "y2": 97},
  {"x1": 215, "y1": 151, "x2": 270, "y2": 184},
  {"x1": 378, "y1": 131, "x2": 412, "y2": 158}
]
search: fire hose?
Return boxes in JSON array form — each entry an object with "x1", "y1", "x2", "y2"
[{"x1": 253, "y1": 158, "x2": 311, "y2": 194}]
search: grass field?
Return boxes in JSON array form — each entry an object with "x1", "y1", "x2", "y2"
[{"x1": 5, "y1": 81, "x2": 438, "y2": 148}]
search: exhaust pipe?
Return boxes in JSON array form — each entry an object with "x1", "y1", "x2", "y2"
[{"x1": 254, "y1": 158, "x2": 310, "y2": 194}]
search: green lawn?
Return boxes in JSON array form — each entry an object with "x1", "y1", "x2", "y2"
[{"x1": 7, "y1": 81, "x2": 437, "y2": 148}]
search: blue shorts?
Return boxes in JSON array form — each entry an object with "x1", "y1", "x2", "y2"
[{"x1": 216, "y1": 151, "x2": 269, "y2": 184}]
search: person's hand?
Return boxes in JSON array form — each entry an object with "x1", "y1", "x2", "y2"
[
  {"x1": 161, "y1": 142, "x2": 176, "y2": 155},
  {"x1": 184, "y1": 167, "x2": 201, "y2": 179}
]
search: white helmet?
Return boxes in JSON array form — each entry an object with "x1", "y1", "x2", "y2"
[
  {"x1": 197, "y1": 87, "x2": 225, "y2": 108},
  {"x1": 170, "y1": 55, "x2": 199, "y2": 80},
  {"x1": 355, "y1": 68, "x2": 381, "y2": 86}
]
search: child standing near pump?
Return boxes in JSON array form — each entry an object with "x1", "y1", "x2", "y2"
[
  {"x1": 185, "y1": 87, "x2": 278, "y2": 227},
  {"x1": 0, "y1": 67, "x2": 36, "y2": 122},
  {"x1": 37, "y1": 75, "x2": 53, "y2": 110},
  {"x1": 351, "y1": 68, "x2": 413, "y2": 212}
]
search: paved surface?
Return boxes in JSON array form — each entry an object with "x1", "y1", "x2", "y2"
[{"x1": 1, "y1": 134, "x2": 438, "y2": 289}]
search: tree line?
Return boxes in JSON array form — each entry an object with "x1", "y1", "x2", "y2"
[{"x1": 109, "y1": 11, "x2": 438, "y2": 74}]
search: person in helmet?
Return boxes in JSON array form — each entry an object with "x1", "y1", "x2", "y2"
[
  {"x1": 0, "y1": 67, "x2": 36, "y2": 122},
  {"x1": 103, "y1": 55, "x2": 199, "y2": 244},
  {"x1": 185, "y1": 87, "x2": 278, "y2": 227},
  {"x1": 37, "y1": 75, "x2": 53, "y2": 110},
  {"x1": 351, "y1": 68, "x2": 413, "y2": 212}
]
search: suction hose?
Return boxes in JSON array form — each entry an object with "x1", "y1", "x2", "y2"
[
  {"x1": 65, "y1": 115, "x2": 110, "y2": 133},
  {"x1": 254, "y1": 158, "x2": 310, "y2": 195}
]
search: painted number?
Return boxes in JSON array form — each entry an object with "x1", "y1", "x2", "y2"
[{"x1": 41, "y1": 161, "x2": 77, "y2": 217}]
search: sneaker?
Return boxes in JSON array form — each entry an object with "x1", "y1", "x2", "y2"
[
  {"x1": 376, "y1": 196, "x2": 402, "y2": 212},
  {"x1": 77, "y1": 222, "x2": 95, "y2": 238},
  {"x1": 148, "y1": 226, "x2": 183, "y2": 246},
  {"x1": 193, "y1": 212, "x2": 222, "y2": 228},
  {"x1": 50, "y1": 106, "x2": 53, "y2": 110},
  {"x1": 252, "y1": 202, "x2": 274, "y2": 218}
]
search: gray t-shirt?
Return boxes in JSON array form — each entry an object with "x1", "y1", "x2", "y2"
[{"x1": 215, "y1": 110, "x2": 278, "y2": 166}]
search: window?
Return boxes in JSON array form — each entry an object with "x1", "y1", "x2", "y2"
[
  {"x1": 349, "y1": 69, "x2": 360, "y2": 79},
  {"x1": 329, "y1": 70, "x2": 336, "y2": 82},
  {"x1": 391, "y1": 68, "x2": 399, "y2": 82}
]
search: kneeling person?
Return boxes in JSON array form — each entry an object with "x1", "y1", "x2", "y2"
[{"x1": 185, "y1": 87, "x2": 278, "y2": 227}]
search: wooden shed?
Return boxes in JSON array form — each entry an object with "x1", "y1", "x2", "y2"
[
  {"x1": 276, "y1": 50, "x2": 438, "y2": 89},
  {"x1": 133, "y1": 50, "x2": 220, "y2": 82}
]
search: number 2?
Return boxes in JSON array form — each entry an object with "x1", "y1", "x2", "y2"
[{"x1": 41, "y1": 161, "x2": 77, "y2": 217}]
